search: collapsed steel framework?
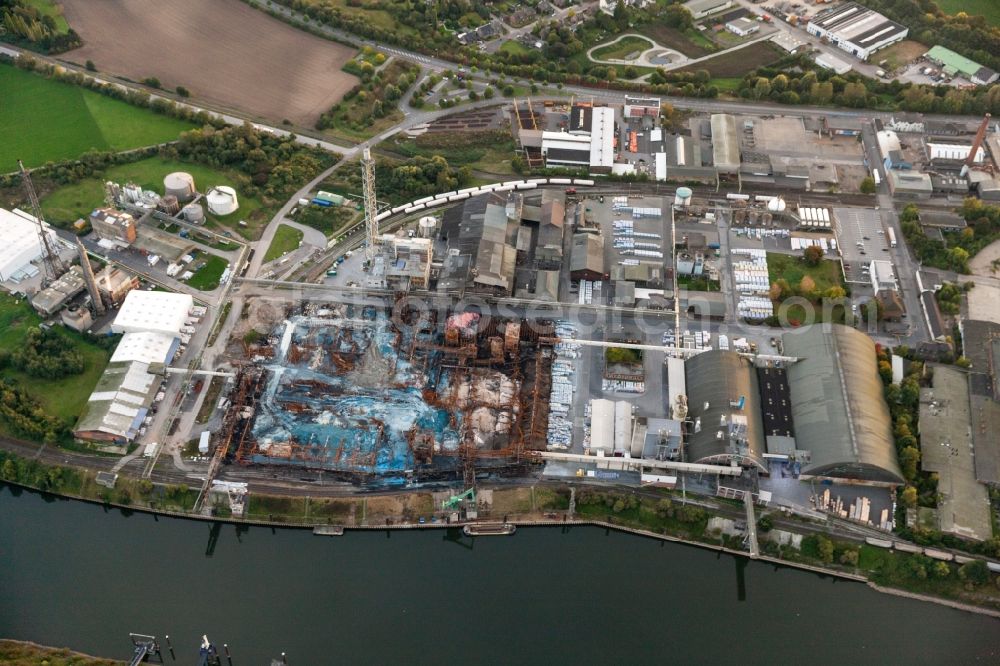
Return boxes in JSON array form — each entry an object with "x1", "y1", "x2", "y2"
[{"x1": 218, "y1": 301, "x2": 555, "y2": 487}]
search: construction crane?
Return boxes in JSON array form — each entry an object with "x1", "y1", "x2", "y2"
[
  {"x1": 962, "y1": 113, "x2": 992, "y2": 176},
  {"x1": 18, "y1": 159, "x2": 66, "y2": 280},
  {"x1": 127, "y1": 634, "x2": 162, "y2": 666},
  {"x1": 361, "y1": 148, "x2": 379, "y2": 262},
  {"x1": 441, "y1": 487, "x2": 475, "y2": 510}
]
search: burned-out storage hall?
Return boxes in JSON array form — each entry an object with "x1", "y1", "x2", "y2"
[{"x1": 217, "y1": 300, "x2": 561, "y2": 487}]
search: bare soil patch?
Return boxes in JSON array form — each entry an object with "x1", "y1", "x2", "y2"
[
  {"x1": 877, "y1": 40, "x2": 929, "y2": 71},
  {"x1": 969, "y1": 238, "x2": 1000, "y2": 277},
  {"x1": 678, "y1": 41, "x2": 782, "y2": 77},
  {"x1": 60, "y1": 0, "x2": 359, "y2": 127}
]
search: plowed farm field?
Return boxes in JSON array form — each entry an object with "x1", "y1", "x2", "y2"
[{"x1": 60, "y1": 0, "x2": 358, "y2": 127}]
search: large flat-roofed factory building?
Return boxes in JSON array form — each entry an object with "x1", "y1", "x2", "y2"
[
  {"x1": 110, "y1": 289, "x2": 194, "y2": 336},
  {"x1": 806, "y1": 2, "x2": 908, "y2": 61},
  {"x1": 74, "y1": 290, "x2": 195, "y2": 445},
  {"x1": 0, "y1": 207, "x2": 61, "y2": 283}
]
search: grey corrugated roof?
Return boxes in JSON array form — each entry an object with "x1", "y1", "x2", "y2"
[
  {"x1": 684, "y1": 351, "x2": 767, "y2": 471},
  {"x1": 782, "y1": 325, "x2": 903, "y2": 484},
  {"x1": 439, "y1": 192, "x2": 518, "y2": 292},
  {"x1": 570, "y1": 233, "x2": 604, "y2": 276},
  {"x1": 74, "y1": 360, "x2": 159, "y2": 441},
  {"x1": 710, "y1": 114, "x2": 740, "y2": 172},
  {"x1": 971, "y1": 394, "x2": 1000, "y2": 485}
]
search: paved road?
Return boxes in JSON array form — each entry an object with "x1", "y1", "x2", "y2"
[{"x1": 860, "y1": 122, "x2": 929, "y2": 346}]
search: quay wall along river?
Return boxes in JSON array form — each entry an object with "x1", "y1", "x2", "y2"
[{"x1": 1, "y1": 484, "x2": 999, "y2": 664}]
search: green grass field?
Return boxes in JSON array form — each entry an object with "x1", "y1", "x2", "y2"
[
  {"x1": 767, "y1": 253, "x2": 846, "y2": 324},
  {"x1": 499, "y1": 40, "x2": 532, "y2": 57},
  {"x1": 40, "y1": 156, "x2": 265, "y2": 235},
  {"x1": 710, "y1": 77, "x2": 742, "y2": 92},
  {"x1": 591, "y1": 35, "x2": 654, "y2": 61},
  {"x1": 935, "y1": 0, "x2": 1000, "y2": 26},
  {"x1": 186, "y1": 255, "x2": 229, "y2": 291},
  {"x1": 0, "y1": 295, "x2": 112, "y2": 426},
  {"x1": 0, "y1": 64, "x2": 195, "y2": 172},
  {"x1": 264, "y1": 224, "x2": 304, "y2": 262},
  {"x1": 767, "y1": 253, "x2": 843, "y2": 293}
]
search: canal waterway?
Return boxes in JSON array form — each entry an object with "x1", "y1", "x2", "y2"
[{"x1": 1, "y1": 484, "x2": 998, "y2": 664}]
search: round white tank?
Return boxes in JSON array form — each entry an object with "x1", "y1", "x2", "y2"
[
  {"x1": 206, "y1": 185, "x2": 239, "y2": 216},
  {"x1": 164, "y1": 172, "x2": 196, "y2": 202},
  {"x1": 418, "y1": 216, "x2": 437, "y2": 238},
  {"x1": 182, "y1": 203, "x2": 205, "y2": 224},
  {"x1": 674, "y1": 186, "x2": 693, "y2": 207},
  {"x1": 767, "y1": 197, "x2": 786, "y2": 212}
]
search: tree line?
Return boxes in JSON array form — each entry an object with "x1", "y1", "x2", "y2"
[
  {"x1": 0, "y1": 0, "x2": 80, "y2": 53},
  {"x1": 164, "y1": 122, "x2": 336, "y2": 202},
  {"x1": 875, "y1": 344, "x2": 937, "y2": 512},
  {"x1": 317, "y1": 60, "x2": 419, "y2": 132},
  {"x1": 8, "y1": 55, "x2": 228, "y2": 129},
  {"x1": 0, "y1": 145, "x2": 160, "y2": 191},
  {"x1": 0, "y1": 328, "x2": 85, "y2": 379},
  {"x1": 732, "y1": 53, "x2": 1000, "y2": 115},
  {"x1": 0, "y1": 379, "x2": 66, "y2": 444},
  {"x1": 324, "y1": 153, "x2": 472, "y2": 205}
]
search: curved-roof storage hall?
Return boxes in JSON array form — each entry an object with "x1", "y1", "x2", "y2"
[
  {"x1": 782, "y1": 324, "x2": 903, "y2": 485},
  {"x1": 684, "y1": 351, "x2": 767, "y2": 471}
]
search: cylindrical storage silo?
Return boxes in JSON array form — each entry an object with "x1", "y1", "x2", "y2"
[
  {"x1": 418, "y1": 216, "x2": 437, "y2": 238},
  {"x1": 182, "y1": 203, "x2": 205, "y2": 224},
  {"x1": 158, "y1": 194, "x2": 180, "y2": 215},
  {"x1": 164, "y1": 172, "x2": 196, "y2": 202},
  {"x1": 124, "y1": 183, "x2": 143, "y2": 204},
  {"x1": 674, "y1": 186, "x2": 692, "y2": 207},
  {"x1": 206, "y1": 186, "x2": 239, "y2": 216}
]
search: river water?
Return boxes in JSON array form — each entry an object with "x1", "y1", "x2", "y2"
[{"x1": 1, "y1": 484, "x2": 997, "y2": 664}]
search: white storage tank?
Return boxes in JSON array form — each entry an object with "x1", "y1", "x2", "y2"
[
  {"x1": 206, "y1": 186, "x2": 239, "y2": 216},
  {"x1": 418, "y1": 216, "x2": 437, "y2": 238},
  {"x1": 164, "y1": 172, "x2": 196, "y2": 202},
  {"x1": 767, "y1": 197, "x2": 786, "y2": 212},
  {"x1": 674, "y1": 187, "x2": 693, "y2": 207},
  {"x1": 182, "y1": 203, "x2": 205, "y2": 224}
]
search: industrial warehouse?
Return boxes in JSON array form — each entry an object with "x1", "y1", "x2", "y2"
[{"x1": 805, "y1": 2, "x2": 908, "y2": 61}]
